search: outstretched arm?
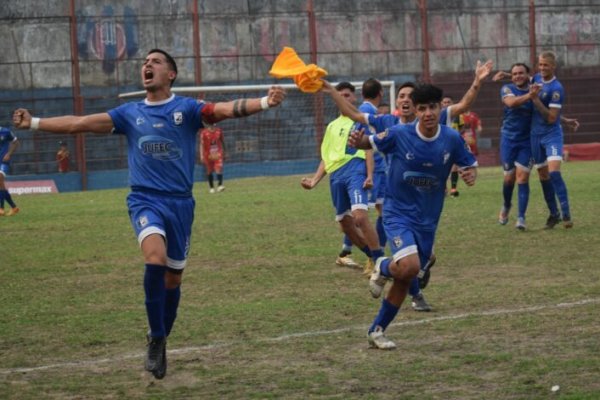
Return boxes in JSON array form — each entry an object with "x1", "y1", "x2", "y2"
[
  {"x1": 13, "y1": 109, "x2": 114, "y2": 134},
  {"x1": 320, "y1": 80, "x2": 367, "y2": 124},
  {"x1": 449, "y1": 60, "x2": 493, "y2": 118},
  {"x1": 210, "y1": 86, "x2": 286, "y2": 123},
  {"x1": 560, "y1": 116, "x2": 579, "y2": 132}
]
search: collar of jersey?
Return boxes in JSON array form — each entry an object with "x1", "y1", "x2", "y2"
[
  {"x1": 415, "y1": 121, "x2": 440, "y2": 141},
  {"x1": 144, "y1": 94, "x2": 176, "y2": 106}
]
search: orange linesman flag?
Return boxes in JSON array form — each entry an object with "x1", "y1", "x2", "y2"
[{"x1": 269, "y1": 47, "x2": 327, "y2": 93}]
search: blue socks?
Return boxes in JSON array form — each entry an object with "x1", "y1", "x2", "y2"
[
  {"x1": 408, "y1": 277, "x2": 420, "y2": 297},
  {"x1": 1, "y1": 190, "x2": 16, "y2": 208},
  {"x1": 540, "y1": 179, "x2": 559, "y2": 216},
  {"x1": 379, "y1": 257, "x2": 392, "y2": 277},
  {"x1": 164, "y1": 286, "x2": 181, "y2": 337},
  {"x1": 369, "y1": 299, "x2": 400, "y2": 333},
  {"x1": 376, "y1": 216, "x2": 387, "y2": 248},
  {"x1": 517, "y1": 183, "x2": 530, "y2": 219},
  {"x1": 502, "y1": 182, "x2": 514, "y2": 209},
  {"x1": 550, "y1": 171, "x2": 570, "y2": 219},
  {"x1": 144, "y1": 264, "x2": 167, "y2": 338}
]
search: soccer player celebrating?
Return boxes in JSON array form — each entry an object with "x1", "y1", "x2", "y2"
[
  {"x1": 301, "y1": 82, "x2": 385, "y2": 273},
  {"x1": 348, "y1": 83, "x2": 478, "y2": 349},
  {"x1": 496, "y1": 63, "x2": 535, "y2": 230},
  {"x1": 13, "y1": 48, "x2": 286, "y2": 379},
  {"x1": 530, "y1": 50, "x2": 573, "y2": 228}
]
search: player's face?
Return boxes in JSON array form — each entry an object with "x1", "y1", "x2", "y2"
[
  {"x1": 511, "y1": 65, "x2": 529, "y2": 88},
  {"x1": 395, "y1": 87, "x2": 415, "y2": 118},
  {"x1": 415, "y1": 102, "x2": 441, "y2": 135},
  {"x1": 338, "y1": 89, "x2": 357, "y2": 105},
  {"x1": 142, "y1": 52, "x2": 177, "y2": 91},
  {"x1": 441, "y1": 97, "x2": 453, "y2": 108},
  {"x1": 537, "y1": 56, "x2": 555, "y2": 80}
]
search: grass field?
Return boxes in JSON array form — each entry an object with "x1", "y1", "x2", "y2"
[{"x1": 1, "y1": 161, "x2": 599, "y2": 399}]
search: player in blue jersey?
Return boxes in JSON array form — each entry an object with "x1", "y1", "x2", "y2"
[
  {"x1": 530, "y1": 51, "x2": 573, "y2": 228},
  {"x1": 13, "y1": 48, "x2": 286, "y2": 379},
  {"x1": 496, "y1": 63, "x2": 535, "y2": 230},
  {"x1": 302, "y1": 82, "x2": 384, "y2": 271},
  {"x1": 349, "y1": 83, "x2": 478, "y2": 349},
  {"x1": 0, "y1": 126, "x2": 20, "y2": 216},
  {"x1": 336, "y1": 79, "x2": 384, "y2": 272}
]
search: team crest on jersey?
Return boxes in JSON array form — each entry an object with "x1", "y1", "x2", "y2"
[
  {"x1": 173, "y1": 112, "x2": 183, "y2": 125},
  {"x1": 393, "y1": 236, "x2": 403, "y2": 249},
  {"x1": 377, "y1": 130, "x2": 388, "y2": 140},
  {"x1": 552, "y1": 91, "x2": 560, "y2": 102},
  {"x1": 138, "y1": 215, "x2": 148, "y2": 228}
]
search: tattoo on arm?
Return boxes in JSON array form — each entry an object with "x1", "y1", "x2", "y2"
[{"x1": 233, "y1": 99, "x2": 249, "y2": 118}]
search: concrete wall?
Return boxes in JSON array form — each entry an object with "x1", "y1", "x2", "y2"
[{"x1": 2, "y1": 0, "x2": 599, "y2": 92}]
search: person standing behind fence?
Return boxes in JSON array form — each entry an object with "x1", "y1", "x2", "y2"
[
  {"x1": 199, "y1": 123, "x2": 225, "y2": 193},
  {"x1": 0, "y1": 125, "x2": 20, "y2": 216},
  {"x1": 12, "y1": 48, "x2": 286, "y2": 379},
  {"x1": 56, "y1": 140, "x2": 70, "y2": 173}
]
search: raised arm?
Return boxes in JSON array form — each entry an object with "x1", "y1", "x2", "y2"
[
  {"x1": 210, "y1": 86, "x2": 286, "y2": 122},
  {"x1": 13, "y1": 109, "x2": 114, "y2": 134},
  {"x1": 449, "y1": 60, "x2": 493, "y2": 118},
  {"x1": 320, "y1": 80, "x2": 367, "y2": 124}
]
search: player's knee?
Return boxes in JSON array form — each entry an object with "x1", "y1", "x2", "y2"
[
  {"x1": 390, "y1": 259, "x2": 419, "y2": 281},
  {"x1": 165, "y1": 269, "x2": 182, "y2": 288}
]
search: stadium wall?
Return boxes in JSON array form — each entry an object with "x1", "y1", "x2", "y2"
[{"x1": 1, "y1": 0, "x2": 599, "y2": 190}]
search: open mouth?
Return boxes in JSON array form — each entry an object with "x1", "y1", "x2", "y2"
[{"x1": 144, "y1": 69, "x2": 154, "y2": 83}]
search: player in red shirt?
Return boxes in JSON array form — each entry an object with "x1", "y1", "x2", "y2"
[
  {"x1": 461, "y1": 110, "x2": 481, "y2": 156},
  {"x1": 56, "y1": 141, "x2": 70, "y2": 172},
  {"x1": 199, "y1": 124, "x2": 225, "y2": 193}
]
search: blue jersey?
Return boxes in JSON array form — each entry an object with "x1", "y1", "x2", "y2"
[
  {"x1": 109, "y1": 95, "x2": 205, "y2": 195},
  {"x1": 531, "y1": 73, "x2": 564, "y2": 137},
  {"x1": 357, "y1": 101, "x2": 386, "y2": 173},
  {"x1": 370, "y1": 123, "x2": 477, "y2": 231},
  {"x1": 366, "y1": 113, "x2": 399, "y2": 133},
  {"x1": 0, "y1": 127, "x2": 17, "y2": 161},
  {"x1": 500, "y1": 84, "x2": 532, "y2": 141}
]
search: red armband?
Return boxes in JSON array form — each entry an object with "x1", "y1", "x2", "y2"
[{"x1": 201, "y1": 102, "x2": 225, "y2": 124}]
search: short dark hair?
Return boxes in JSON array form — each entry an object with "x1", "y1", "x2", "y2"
[
  {"x1": 510, "y1": 62, "x2": 530, "y2": 73},
  {"x1": 396, "y1": 81, "x2": 416, "y2": 97},
  {"x1": 362, "y1": 78, "x2": 382, "y2": 99},
  {"x1": 147, "y1": 48, "x2": 178, "y2": 85},
  {"x1": 410, "y1": 84, "x2": 444, "y2": 106},
  {"x1": 335, "y1": 81, "x2": 355, "y2": 92}
]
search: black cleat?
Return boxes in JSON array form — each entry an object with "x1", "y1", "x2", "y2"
[
  {"x1": 418, "y1": 254, "x2": 437, "y2": 290},
  {"x1": 544, "y1": 214, "x2": 561, "y2": 230},
  {"x1": 145, "y1": 335, "x2": 167, "y2": 379}
]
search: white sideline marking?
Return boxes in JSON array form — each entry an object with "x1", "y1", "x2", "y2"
[{"x1": 2, "y1": 298, "x2": 598, "y2": 375}]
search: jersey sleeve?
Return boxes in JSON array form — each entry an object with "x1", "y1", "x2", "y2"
[
  {"x1": 367, "y1": 113, "x2": 398, "y2": 133},
  {"x1": 453, "y1": 133, "x2": 478, "y2": 169},
  {"x1": 501, "y1": 84, "x2": 515, "y2": 99},
  {"x1": 548, "y1": 85, "x2": 564, "y2": 109},
  {"x1": 107, "y1": 103, "x2": 130, "y2": 135},
  {"x1": 369, "y1": 127, "x2": 398, "y2": 154}
]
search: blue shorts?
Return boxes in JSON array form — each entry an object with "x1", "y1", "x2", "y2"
[
  {"x1": 531, "y1": 132, "x2": 564, "y2": 166},
  {"x1": 500, "y1": 136, "x2": 532, "y2": 173},
  {"x1": 329, "y1": 171, "x2": 369, "y2": 221},
  {"x1": 385, "y1": 218, "x2": 435, "y2": 269},
  {"x1": 127, "y1": 190, "x2": 195, "y2": 270},
  {"x1": 0, "y1": 162, "x2": 10, "y2": 176},
  {"x1": 368, "y1": 171, "x2": 386, "y2": 207}
]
